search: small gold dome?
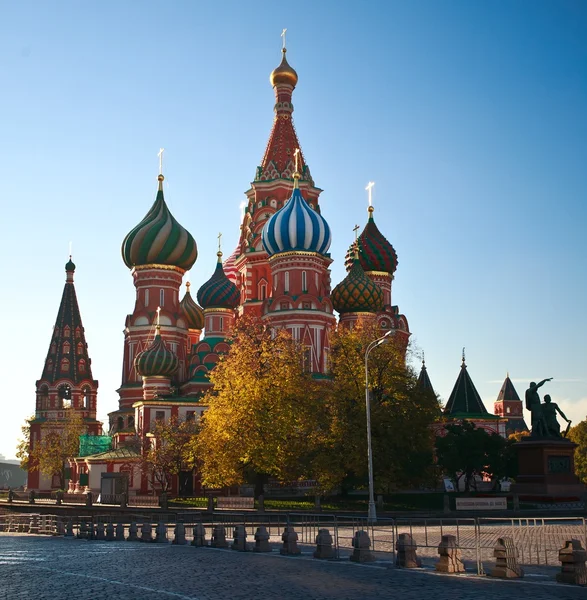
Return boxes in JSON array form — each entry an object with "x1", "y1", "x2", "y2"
[{"x1": 270, "y1": 49, "x2": 298, "y2": 88}]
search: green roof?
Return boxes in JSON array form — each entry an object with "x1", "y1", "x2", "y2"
[{"x1": 444, "y1": 361, "x2": 490, "y2": 416}]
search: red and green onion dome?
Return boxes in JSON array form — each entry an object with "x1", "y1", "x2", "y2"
[
  {"x1": 344, "y1": 206, "x2": 397, "y2": 275},
  {"x1": 332, "y1": 256, "x2": 384, "y2": 314},
  {"x1": 134, "y1": 327, "x2": 179, "y2": 377},
  {"x1": 197, "y1": 252, "x2": 240, "y2": 310},
  {"x1": 121, "y1": 175, "x2": 198, "y2": 271},
  {"x1": 180, "y1": 282, "x2": 204, "y2": 330},
  {"x1": 222, "y1": 244, "x2": 240, "y2": 286}
]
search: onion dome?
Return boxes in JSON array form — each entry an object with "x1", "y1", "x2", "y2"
[
  {"x1": 332, "y1": 255, "x2": 384, "y2": 314},
  {"x1": 270, "y1": 48, "x2": 298, "y2": 88},
  {"x1": 197, "y1": 252, "x2": 240, "y2": 310},
  {"x1": 344, "y1": 206, "x2": 397, "y2": 275},
  {"x1": 134, "y1": 326, "x2": 179, "y2": 378},
  {"x1": 262, "y1": 177, "x2": 331, "y2": 256},
  {"x1": 65, "y1": 257, "x2": 76, "y2": 272},
  {"x1": 122, "y1": 175, "x2": 197, "y2": 271},
  {"x1": 180, "y1": 282, "x2": 204, "y2": 330}
]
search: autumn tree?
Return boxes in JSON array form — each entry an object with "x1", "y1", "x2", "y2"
[
  {"x1": 568, "y1": 418, "x2": 587, "y2": 484},
  {"x1": 142, "y1": 416, "x2": 200, "y2": 494},
  {"x1": 435, "y1": 421, "x2": 516, "y2": 491},
  {"x1": 197, "y1": 316, "x2": 326, "y2": 495},
  {"x1": 323, "y1": 320, "x2": 441, "y2": 493},
  {"x1": 15, "y1": 416, "x2": 34, "y2": 471},
  {"x1": 28, "y1": 411, "x2": 85, "y2": 490}
]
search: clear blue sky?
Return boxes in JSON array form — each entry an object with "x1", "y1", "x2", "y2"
[{"x1": 1, "y1": 1, "x2": 586, "y2": 458}]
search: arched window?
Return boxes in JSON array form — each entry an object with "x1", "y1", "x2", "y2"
[
  {"x1": 75, "y1": 327, "x2": 81, "y2": 339},
  {"x1": 58, "y1": 384, "x2": 72, "y2": 409},
  {"x1": 61, "y1": 357, "x2": 70, "y2": 372},
  {"x1": 160, "y1": 289, "x2": 165, "y2": 307},
  {"x1": 82, "y1": 387, "x2": 91, "y2": 409},
  {"x1": 117, "y1": 416, "x2": 124, "y2": 431},
  {"x1": 77, "y1": 342, "x2": 84, "y2": 355},
  {"x1": 63, "y1": 341, "x2": 70, "y2": 354},
  {"x1": 128, "y1": 415, "x2": 135, "y2": 429},
  {"x1": 145, "y1": 289, "x2": 150, "y2": 306},
  {"x1": 50, "y1": 342, "x2": 57, "y2": 355},
  {"x1": 63, "y1": 326, "x2": 71, "y2": 338},
  {"x1": 284, "y1": 272, "x2": 289, "y2": 293},
  {"x1": 302, "y1": 271, "x2": 307, "y2": 292},
  {"x1": 78, "y1": 359, "x2": 86, "y2": 374},
  {"x1": 38, "y1": 385, "x2": 49, "y2": 409}
]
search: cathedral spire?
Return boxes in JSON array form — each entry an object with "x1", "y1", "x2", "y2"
[
  {"x1": 40, "y1": 259, "x2": 95, "y2": 385},
  {"x1": 257, "y1": 36, "x2": 313, "y2": 185}
]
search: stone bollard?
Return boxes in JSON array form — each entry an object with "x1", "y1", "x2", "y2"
[
  {"x1": 254, "y1": 526, "x2": 271, "y2": 553},
  {"x1": 232, "y1": 525, "x2": 248, "y2": 551},
  {"x1": 127, "y1": 522, "x2": 139, "y2": 542},
  {"x1": 211, "y1": 524, "x2": 228, "y2": 548},
  {"x1": 115, "y1": 522, "x2": 125, "y2": 541},
  {"x1": 191, "y1": 523, "x2": 207, "y2": 547},
  {"x1": 95, "y1": 521, "x2": 106, "y2": 540},
  {"x1": 29, "y1": 514, "x2": 40, "y2": 534},
  {"x1": 85, "y1": 492, "x2": 93, "y2": 508},
  {"x1": 65, "y1": 519, "x2": 74, "y2": 537},
  {"x1": 489, "y1": 537, "x2": 524, "y2": 579},
  {"x1": 313, "y1": 528, "x2": 335, "y2": 559},
  {"x1": 257, "y1": 495, "x2": 265, "y2": 513},
  {"x1": 140, "y1": 522, "x2": 152, "y2": 542},
  {"x1": 556, "y1": 539, "x2": 587, "y2": 586},
  {"x1": 78, "y1": 521, "x2": 88, "y2": 539},
  {"x1": 350, "y1": 530, "x2": 375, "y2": 563},
  {"x1": 207, "y1": 496, "x2": 215, "y2": 513},
  {"x1": 28, "y1": 490, "x2": 36, "y2": 504},
  {"x1": 155, "y1": 522, "x2": 168, "y2": 543},
  {"x1": 436, "y1": 534, "x2": 465, "y2": 573},
  {"x1": 173, "y1": 523, "x2": 187, "y2": 545},
  {"x1": 55, "y1": 491, "x2": 63, "y2": 506},
  {"x1": 106, "y1": 522, "x2": 115, "y2": 541},
  {"x1": 280, "y1": 525, "x2": 301, "y2": 556},
  {"x1": 55, "y1": 519, "x2": 66, "y2": 536}
]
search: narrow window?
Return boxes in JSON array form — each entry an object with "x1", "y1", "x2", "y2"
[
  {"x1": 145, "y1": 289, "x2": 150, "y2": 306},
  {"x1": 302, "y1": 271, "x2": 307, "y2": 292},
  {"x1": 159, "y1": 289, "x2": 164, "y2": 307},
  {"x1": 219, "y1": 317, "x2": 224, "y2": 332},
  {"x1": 63, "y1": 341, "x2": 70, "y2": 354},
  {"x1": 284, "y1": 272, "x2": 289, "y2": 293}
]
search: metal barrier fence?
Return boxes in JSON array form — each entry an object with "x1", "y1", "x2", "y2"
[{"x1": 0, "y1": 511, "x2": 585, "y2": 576}]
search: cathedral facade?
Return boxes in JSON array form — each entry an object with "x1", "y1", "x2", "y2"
[{"x1": 29, "y1": 46, "x2": 409, "y2": 494}]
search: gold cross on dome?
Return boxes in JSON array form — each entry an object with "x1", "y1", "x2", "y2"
[
  {"x1": 158, "y1": 148, "x2": 164, "y2": 175},
  {"x1": 217, "y1": 232, "x2": 222, "y2": 252},
  {"x1": 281, "y1": 28, "x2": 287, "y2": 50},
  {"x1": 293, "y1": 148, "x2": 300, "y2": 173},
  {"x1": 353, "y1": 224, "x2": 360, "y2": 241},
  {"x1": 156, "y1": 306, "x2": 161, "y2": 327},
  {"x1": 365, "y1": 181, "x2": 375, "y2": 207}
]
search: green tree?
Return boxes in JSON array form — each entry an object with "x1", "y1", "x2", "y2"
[
  {"x1": 28, "y1": 411, "x2": 85, "y2": 490},
  {"x1": 142, "y1": 416, "x2": 200, "y2": 494},
  {"x1": 324, "y1": 321, "x2": 441, "y2": 493},
  {"x1": 435, "y1": 421, "x2": 513, "y2": 491},
  {"x1": 197, "y1": 316, "x2": 325, "y2": 495},
  {"x1": 568, "y1": 418, "x2": 587, "y2": 484}
]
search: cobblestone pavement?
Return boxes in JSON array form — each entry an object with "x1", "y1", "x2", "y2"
[{"x1": 0, "y1": 534, "x2": 586, "y2": 600}]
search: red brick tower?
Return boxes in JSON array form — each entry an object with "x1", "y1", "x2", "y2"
[
  {"x1": 28, "y1": 258, "x2": 101, "y2": 490},
  {"x1": 494, "y1": 373, "x2": 528, "y2": 435}
]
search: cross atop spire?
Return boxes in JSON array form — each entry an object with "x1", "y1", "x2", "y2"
[
  {"x1": 158, "y1": 148, "x2": 164, "y2": 175},
  {"x1": 281, "y1": 28, "x2": 287, "y2": 51},
  {"x1": 366, "y1": 181, "x2": 375, "y2": 207},
  {"x1": 217, "y1": 232, "x2": 222, "y2": 253}
]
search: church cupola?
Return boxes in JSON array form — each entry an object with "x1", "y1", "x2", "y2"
[
  {"x1": 121, "y1": 174, "x2": 197, "y2": 272},
  {"x1": 331, "y1": 251, "x2": 383, "y2": 325},
  {"x1": 345, "y1": 203, "x2": 398, "y2": 276},
  {"x1": 262, "y1": 160, "x2": 331, "y2": 257},
  {"x1": 180, "y1": 282, "x2": 204, "y2": 330}
]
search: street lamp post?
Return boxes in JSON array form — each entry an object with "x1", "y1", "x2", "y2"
[{"x1": 365, "y1": 329, "x2": 392, "y2": 523}]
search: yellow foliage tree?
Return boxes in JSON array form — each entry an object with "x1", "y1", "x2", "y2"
[
  {"x1": 197, "y1": 316, "x2": 325, "y2": 494},
  {"x1": 28, "y1": 411, "x2": 85, "y2": 490}
]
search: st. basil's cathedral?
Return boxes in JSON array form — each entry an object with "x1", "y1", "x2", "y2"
[{"x1": 27, "y1": 44, "x2": 523, "y2": 494}]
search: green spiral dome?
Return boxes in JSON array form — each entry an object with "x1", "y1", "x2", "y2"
[
  {"x1": 122, "y1": 176, "x2": 198, "y2": 271},
  {"x1": 134, "y1": 329, "x2": 179, "y2": 378},
  {"x1": 197, "y1": 253, "x2": 240, "y2": 310},
  {"x1": 180, "y1": 282, "x2": 205, "y2": 330},
  {"x1": 332, "y1": 256, "x2": 384, "y2": 314}
]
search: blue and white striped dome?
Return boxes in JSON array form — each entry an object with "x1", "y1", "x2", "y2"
[{"x1": 262, "y1": 188, "x2": 331, "y2": 256}]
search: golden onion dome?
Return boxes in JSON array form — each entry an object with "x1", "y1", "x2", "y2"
[{"x1": 270, "y1": 49, "x2": 298, "y2": 88}]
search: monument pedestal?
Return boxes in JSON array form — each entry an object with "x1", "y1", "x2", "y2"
[{"x1": 511, "y1": 438, "x2": 585, "y2": 496}]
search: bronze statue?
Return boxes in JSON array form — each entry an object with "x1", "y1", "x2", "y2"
[
  {"x1": 525, "y1": 378, "x2": 552, "y2": 438},
  {"x1": 542, "y1": 394, "x2": 571, "y2": 438}
]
